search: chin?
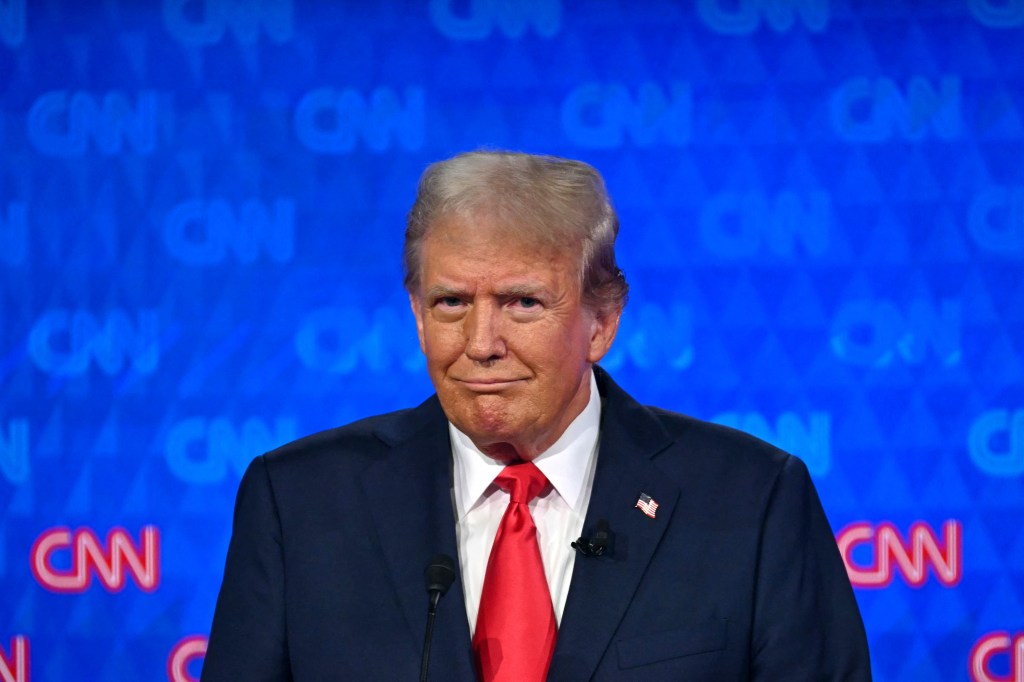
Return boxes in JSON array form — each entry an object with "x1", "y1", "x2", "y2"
[
  {"x1": 457, "y1": 409, "x2": 524, "y2": 443},
  {"x1": 462, "y1": 416, "x2": 518, "y2": 444}
]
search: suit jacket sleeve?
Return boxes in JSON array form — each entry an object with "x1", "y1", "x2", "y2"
[
  {"x1": 202, "y1": 455, "x2": 292, "y2": 682},
  {"x1": 751, "y1": 454, "x2": 871, "y2": 681}
]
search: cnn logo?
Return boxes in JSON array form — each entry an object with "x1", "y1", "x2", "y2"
[
  {"x1": 30, "y1": 526, "x2": 160, "y2": 593},
  {"x1": 836, "y1": 520, "x2": 962, "y2": 588},
  {"x1": 0, "y1": 637, "x2": 28, "y2": 682},
  {"x1": 167, "y1": 636, "x2": 207, "y2": 682},
  {"x1": 970, "y1": 632, "x2": 1024, "y2": 682}
]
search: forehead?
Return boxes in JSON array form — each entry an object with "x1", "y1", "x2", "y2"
[{"x1": 420, "y1": 213, "x2": 580, "y2": 284}]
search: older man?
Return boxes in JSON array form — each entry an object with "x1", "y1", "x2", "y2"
[{"x1": 203, "y1": 151, "x2": 871, "y2": 681}]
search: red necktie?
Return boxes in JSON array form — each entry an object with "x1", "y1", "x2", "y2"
[{"x1": 472, "y1": 462, "x2": 557, "y2": 682}]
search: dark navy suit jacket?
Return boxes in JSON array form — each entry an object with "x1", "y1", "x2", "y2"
[{"x1": 202, "y1": 368, "x2": 871, "y2": 681}]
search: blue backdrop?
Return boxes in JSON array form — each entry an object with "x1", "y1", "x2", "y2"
[{"x1": 1, "y1": 1, "x2": 1023, "y2": 680}]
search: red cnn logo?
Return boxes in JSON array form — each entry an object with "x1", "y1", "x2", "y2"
[
  {"x1": 30, "y1": 526, "x2": 160, "y2": 593},
  {"x1": 970, "y1": 632, "x2": 1024, "y2": 682},
  {"x1": 167, "y1": 636, "x2": 207, "y2": 682},
  {"x1": 836, "y1": 520, "x2": 962, "y2": 588},
  {"x1": 0, "y1": 636, "x2": 29, "y2": 682}
]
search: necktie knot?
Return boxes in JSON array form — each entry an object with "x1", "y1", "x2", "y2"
[{"x1": 494, "y1": 462, "x2": 548, "y2": 504}]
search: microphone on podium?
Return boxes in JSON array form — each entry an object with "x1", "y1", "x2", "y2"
[{"x1": 420, "y1": 554, "x2": 456, "y2": 682}]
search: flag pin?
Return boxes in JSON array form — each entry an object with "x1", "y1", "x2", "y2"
[{"x1": 635, "y1": 492, "x2": 659, "y2": 519}]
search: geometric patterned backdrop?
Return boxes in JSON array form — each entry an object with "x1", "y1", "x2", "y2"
[{"x1": 2, "y1": 1, "x2": 1023, "y2": 680}]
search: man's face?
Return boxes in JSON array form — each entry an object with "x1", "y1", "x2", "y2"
[{"x1": 410, "y1": 212, "x2": 620, "y2": 462}]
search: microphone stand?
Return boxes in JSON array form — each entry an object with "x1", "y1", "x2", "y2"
[
  {"x1": 420, "y1": 554, "x2": 455, "y2": 682},
  {"x1": 420, "y1": 589, "x2": 443, "y2": 682}
]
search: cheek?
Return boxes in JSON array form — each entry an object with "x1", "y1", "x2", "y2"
[
  {"x1": 551, "y1": 322, "x2": 589, "y2": 356},
  {"x1": 422, "y1": 323, "x2": 465, "y2": 363}
]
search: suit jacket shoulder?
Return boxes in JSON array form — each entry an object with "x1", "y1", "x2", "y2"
[{"x1": 262, "y1": 397, "x2": 444, "y2": 468}]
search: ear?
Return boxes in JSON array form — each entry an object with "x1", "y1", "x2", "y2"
[
  {"x1": 409, "y1": 292, "x2": 427, "y2": 355},
  {"x1": 586, "y1": 305, "x2": 622, "y2": 364}
]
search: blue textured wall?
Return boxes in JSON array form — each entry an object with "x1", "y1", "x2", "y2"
[{"x1": 1, "y1": 1, "x2": 1023, "y2": 680}]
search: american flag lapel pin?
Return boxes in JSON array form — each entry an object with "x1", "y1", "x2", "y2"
[{"x1": 635, "y1": 492, "x2": 659, "y2": 519}]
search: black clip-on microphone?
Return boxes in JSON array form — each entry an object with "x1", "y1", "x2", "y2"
[
  {"x1": 420, "y1": 554, "x2": 455, "y2": 682},
  {"x1": 571, "y1": 518, "x2": 612, "y2": 558}
]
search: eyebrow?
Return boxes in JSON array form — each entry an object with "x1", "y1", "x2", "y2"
[
  {"x1": 422, "y1": 283, "x2": 550, "y2": 300},
  {"x1": 423, "y1": 285, "x2": 470, "y2": 302},
  {"x1": 496, "y1": 284, "x2": 549, "y2": 298}
]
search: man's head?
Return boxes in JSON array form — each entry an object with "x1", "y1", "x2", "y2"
[
  {"x1": 405, "y1": 151, "x2": 628, "y2": 462},
  {"x1": 404, "y1": 151, "x2": 628, "y2": 315}
]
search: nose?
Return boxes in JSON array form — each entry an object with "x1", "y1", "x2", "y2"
[{"x1": 464, "y1": 302, "x2": 506, "y2": 362}]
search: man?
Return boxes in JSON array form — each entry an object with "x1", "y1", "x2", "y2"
[{"x1": 202, "y1": 151, "x2": 871, "y2": 681}]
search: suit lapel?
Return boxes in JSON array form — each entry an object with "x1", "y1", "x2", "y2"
[
  {"x1": 359, "y1": 397, "x2": 476, "y2": 681},
  {"x1": 548, "y1": 370, "x2": 681, "y2": 681}
]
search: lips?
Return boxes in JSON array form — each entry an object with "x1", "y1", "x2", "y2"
[{"x1": 454, "y1": 377, "x2": 526, "y2": 392}]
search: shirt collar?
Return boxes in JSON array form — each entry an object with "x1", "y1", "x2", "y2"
[{"x1": 451, "y1": 370, "x2": 602, "y2": 519}]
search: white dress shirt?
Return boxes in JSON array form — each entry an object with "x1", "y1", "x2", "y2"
[{"x1": 450, "y1": 370, "x2": 602, "y2": 634}]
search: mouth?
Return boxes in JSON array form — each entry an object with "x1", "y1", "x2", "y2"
[{"x1": 454, "y1": 378, "x2": 526, "y2": 393}]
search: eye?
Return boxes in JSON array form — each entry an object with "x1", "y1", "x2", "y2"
[
  {"x1": 517, "y1": 297, "x2": 540, "y2": 309},
  {"x1": 436, "y1": 296, "x2": 462, "y2": 308}
]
